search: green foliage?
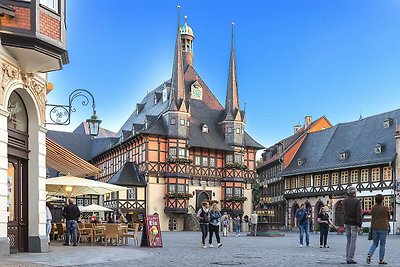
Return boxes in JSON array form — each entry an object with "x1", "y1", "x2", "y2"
[
  {"x1": 164, "y1": 192, "x2": 193, "y2": 199},
  {"x1": 225, "y1": 162, "x2": 248, "y2": 170},
  {"x1": 225, "y1": 196, "x2": 248, "y2": 202},
  {"x1": 363, "y1": 227, "x2": 370, "y2": 233},
  {"x1": 167, "y1": 157, "x2": 193, "y2": 164},
  {"x1": 329, "y1": 226, "x2": 337, "y2": 232}
]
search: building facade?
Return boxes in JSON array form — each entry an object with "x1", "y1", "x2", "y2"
[
  {"x1": 0, "y1": 0, "x2": 68, "y2": 255},
  {"x1": 281, "y1": 111, "x2": 400, "y2": 233},
  {"x1": 256, "y1": 116, "x2": 331, "y2": 229}
]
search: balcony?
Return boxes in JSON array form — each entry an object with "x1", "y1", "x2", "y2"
[
  {"x1": 164, "y1": 158, "x2": 191, "y2": 178},
  {"x1": 0, "y1": 0, "x2": 68, "y2": 72},
  {"x1": 221, "y1": 196, "x2": 247, "y2": 215}
]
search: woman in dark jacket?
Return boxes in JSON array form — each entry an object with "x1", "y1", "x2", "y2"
[{"x1": 366, "y1": 194, "x2": 390, "y2": 265}]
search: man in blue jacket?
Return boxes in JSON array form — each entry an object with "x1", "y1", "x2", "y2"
[{"x1": 295, "y1": 203, "x2": 311, "y2": 247}]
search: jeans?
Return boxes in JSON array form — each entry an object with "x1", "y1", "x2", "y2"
[
  {"x1": 320, "y1": 225, "x2": 329, "y2": 246},
  {"x1": 368, "y1": 230, "x2": 387, "y2": 260},
  {"x1": 299, "y1": 223, "x2": 310, "y2": 245},
  {"x1": 236, "y1": 225, "x2": 240, "y2": 235},
  {"x1": 46, "y1": 220, "x2": 52, "y2": 241},
  {"x1": 252, "y1": 224, "x2": 257, "y2": 236},
  {"x1": 345, "y1": 224, "x2": 358, "y2": 261},
  {"x1": 209, "y1": 224, "x2": 220, "y2": 244},
  {"x1": 65, "y1": 220, "x2": 78, "y2": 246},
  {"x1": 200, "y1": 223, "x2": 209, "y2": 245}
]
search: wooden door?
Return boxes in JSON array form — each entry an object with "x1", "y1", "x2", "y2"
[
  {"x1": 196, "y1": 190, "x2": 211, "y2": 211},
  {"x1": 7, "y1": 156, "x2": 28, "y2": 253}
]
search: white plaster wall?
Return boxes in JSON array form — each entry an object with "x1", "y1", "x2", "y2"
[
  {"x1": 146, "y1": 177, "x2": 168, "y2": 231},
  {"x1": 0, "y1": 110, "x2": 9, "y2": 239}
]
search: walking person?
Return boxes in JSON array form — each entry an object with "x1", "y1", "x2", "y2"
[
  {"x1": 209, "y1": 203, "x2": 222, "y2": 248},
  {"x1": 221, "y1": 212, "x2": 229, "y2": 237},
  {"x1": 295, "y1": 203, "x2": 311, "y2": 247},
  {"x1": 197, "y1": 201, "x2": 210, "y2": 248},
  {"x1": 234, "y1": 215, "x2": 241, "y2": 236},
  {"x1": 317, "y1": 206, "x2": 336, "y2": 248},
  {"x1": 251, "y1": 211, "x2": 258, "y2": 237},
  {"x1": 46, "y1": 202, "x2": 53, "y2": 244},
  {"x1": 366, "y1": 194, "x2": 390, "y2": 265},
  {"x1": 62, "y1": 198, "x2": 81, "y2": 246},
  {"x1": 343, "y1": 186, "x2": 362, "y2": 264}
]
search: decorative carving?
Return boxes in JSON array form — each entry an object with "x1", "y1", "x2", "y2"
[
  {"x1": 21, "y1": 72, "x2": 46, "y2": 124},
  {"x1": 0, "y1": 60, "x2": 19, "y2": 103}
]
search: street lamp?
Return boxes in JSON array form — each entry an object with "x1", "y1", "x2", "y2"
[{"x1": 46, "y1": 89, "x2": 102, "y2": 136}]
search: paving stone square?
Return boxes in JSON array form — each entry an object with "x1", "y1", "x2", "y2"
[{"x1": 2, "y1": 231, "x2": 400, "y2": 267}]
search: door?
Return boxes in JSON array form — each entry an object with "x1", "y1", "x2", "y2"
[
  {"x1": 196, "y1": 190, "x2": 211, "y2": 211},
  {"x1": 335, "y1": 200, "x2": 344, "y2": 227},
  {"x1": 7, "y1": 156, "x2": 28, "y2": 253}
]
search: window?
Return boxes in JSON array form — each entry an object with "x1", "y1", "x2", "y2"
[
  {"x1": 384, "y1": 196, "x2": 391, "y2": 208},
  {"x1": 286, "y1": 179, "x2": 291, "y2": 189},
  {"x1": 226, "y1": 188, "x2": 233, "y2": 196},
  {"x1": 138, "y1": 144, "x2": 143, "y2": 162},
  {"x1": 299, "y1": 176, "x2": 305, "y2": 188},
  {"x1": 339, "y1": 151, "x2": 348, "y2": 160},
  {"x1": 127, "y1": 188, "x2": 136, "y2": 200},
  {"x1": 383, "y1": 167, "x2": 392, "y2": 181},
  {"x1": 291, "y1": 178, "x2": 296, "y2": 188},
  {"x1": 7, "y1": 92, "x2": 28, "y2": 132},
  {"x1": 168, "y1": 184, "x2": 176, "y2": 193},
  {"x1": 178, "y1": 148, "x2": 187, "y2": 158},
  {"x1": 314, "y1": 175, "x2": 321, "y2": 187},
  {"x1": 363, "y1": 197, "x2": 373, "y2": 211},
  {"x1": 322, "y1": 174, "x2": 329, "y2": 186},
  {"x1": 227, "y1": 127, "x2": 233, "y2": 134},
  {"x1": 111, "y1": 192, "x2": 118, "y2": 200},
  {"x1": 375, "y1": 144, "x2": 382, "y2": 154},
  {"x1": 226, "y1": 154, "x2": 233, "y2": 164},
  {"x1": 169, "y1": 148, "x2": 177, "y2": 159},
  {"x1": 170, "y1": 118, "x2": 176, "y2": 125},
  {"x1": 331, "y1": 173, "x2": 338, "y2": 185},
  {"x1": 177, "y1": 184, "x2": 186, "y2": 193},
  {"x1": 76, "y1": 199, "x2": 83, "y2": 206},
  {"x1": 202, "y1": 124, "x2": 209, "y2": 133},
  {"x1": 234, "y1": 154, "x2": 243, "y2": 164},
  {"x1": 350, "y1": 170, "x2": 358, "y2": 184},
  {"x1": 113, "y1": 157, "x2": 118, "y2": 173},
  {"x1": 361, "y1": 169, "x2": 369, "y2": 182},
  {"x1": 341, "y1": 171, "x2": 349, "y2": 185},
  {"x1": 383, "y1": 118, "x2": 391, "y2": 128},
  {"x1": 371, "y1": 168, "x2": 380, "y2": 182},
  {"x1": 40, "y1": 0, "x2": 59, "y2": 12},
  {"x1": 180, "y1": 119, "x2": 185, "y2": 126},
  {"x1": 234, "y1": 187, "x2": 243, "y2": 196},
  {"x1": 195, "y1": 156, "x2": 201, "y2": 166},
  {"x1": 236, "y1": 128, "x2": 241, "y2": 134},
  {"x1": 169, "y1": 219, "x2": 177, "y2": 231},
  {"x1": 202, "y1": 157, "x2": 208, "y2": 167},
  {"x1": 209, "y1": 158, "x2": 216, "y2": 167},
  {"x1": 305, "y1": 175, "x2": 311, "y2": 187}
]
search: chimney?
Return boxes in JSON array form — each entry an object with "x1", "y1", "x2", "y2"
[
  {"x1": 305, "y1": 116, "x2": 312, "y2": 128},
  {"x1": 294, "y1": 123, "x2": 302, "y2": 133}
]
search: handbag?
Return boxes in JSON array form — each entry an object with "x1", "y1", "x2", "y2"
[{"x1": 368, "y1": 229, "x2": 373, "y2": 240}]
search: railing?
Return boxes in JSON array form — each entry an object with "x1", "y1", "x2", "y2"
[
  {"x1": 104, "y1": 199, "x2": 145, "y2": 210},
  {"x1": 221, "y1": 200, "x2": 244, "y2": 212},
  {"x1": 164, "y1": 197, "x2": 189, "y2": 213}
]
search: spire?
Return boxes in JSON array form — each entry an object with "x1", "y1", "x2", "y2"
[
  {"x1": 169, "y1": 5, "x2": 186, "y2": 111},
  {"x1": 224, "y1": 22, "x2": 240, "y2": 121}
]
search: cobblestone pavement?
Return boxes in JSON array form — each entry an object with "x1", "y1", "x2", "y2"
[{"x1": 2, "y1": 231, "x2": 400, "y2": 267}]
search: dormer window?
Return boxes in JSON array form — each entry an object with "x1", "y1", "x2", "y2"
[
  {"x1": 383, "y1": 118, "x2": 392, "y2": 128},
  {"x1": 339, "y1": 150, "x2": 349, "y2": 160},
  {"x1": 375, "y1": 144, "x2": 383, "y2": 154},
  {"x1": 297, "y1": 158, "x2": 305, "y2": 166},
  {"x1": 144, "y1": 120, "x2": 148, "y2": 130},
  {"x1": 202, "y1": 124, "x2": 209, "y2": 133},
  {"x1": 154, "y1": 94, "x2": 158, "y2": 105},
  {"x1": 170, "y1": 118, "x2": 176, "y2": 125},
  {"x1": 180, "y1": 119, "x2": 185, "y2": 126}
]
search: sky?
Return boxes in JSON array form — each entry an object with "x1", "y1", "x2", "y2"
[{"x1": 47, "y1": 0, "x2": 400, "y2": 151}]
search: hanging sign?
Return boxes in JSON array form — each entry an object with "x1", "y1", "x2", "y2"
[{"x1": 141, "y1": 214, "x2": 163, "y2": 247}]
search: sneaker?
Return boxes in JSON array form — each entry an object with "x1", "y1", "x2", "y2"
[
  {"x1": 62, "y1": 243, "x2": 69, "y2": 246},
  {"x1": 379, "y1": 260, "x2": 387, "y2": 265},
  {"x1": 320, "y1": 245, "x2": 323, "y2": 248},
  {"x1": 366, "y1": 255, "x2": 371, "y2": 264},
  {"x1": 217, "y1": 243, "x2": 222, "y2": 248},
  {"x1": 299, "y1": 244, "x2": 303, "y2": 248},
  {"x1": 324, "y1": 245, "x2": 329, "y2": 248},
  {"x1": 238, "y1": 233, "x2": 240, "y2": 236},
  {"x1": 203, "y1": 245, "x2": 207, "y2": 249},
  {"x1": 307, "y1": 244, "x2": 312, "y2": 247},
  {"x1": 347, "y1": 260, "x2": 357, "y2": 264},
  {"x1": 209, "y1": 244, "x2": 213, "y2": 248}
]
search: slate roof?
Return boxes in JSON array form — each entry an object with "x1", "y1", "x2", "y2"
[
  {"x1": 281, "y1": 109, "x2": 400, "y2": 176},
  {"x1": 108, "y1": 162, "x2": 147, "y2": 187},
  {"x1": 47, "y1": 130, "x2": 118, "y2": 161},
  {"x1": 73, "y1": 122, "x2": 116, "y2": 138}
]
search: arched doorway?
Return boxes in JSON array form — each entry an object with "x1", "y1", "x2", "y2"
[
  {"x1": 196, "y1": 190, "x2": 211, "y2": 211},
  {"x1": 7, "y1": 91, "x2": 29, "y2": 253},
  {"x1": 334, "y1": 200, "x2": 344, "y2": 226},
  {"x1": 314, "y1": 200, "x2": 325, "y2": 227},
  {"x1": 291, "y1": 202, "x2": 299, "y2": 228}
]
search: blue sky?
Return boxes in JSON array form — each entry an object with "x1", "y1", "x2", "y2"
[{"x1": 47, "y1": 0, "x2": 400, "y2": 150}]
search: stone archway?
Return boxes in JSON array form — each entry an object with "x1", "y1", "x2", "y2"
[
  {"x1": 291, "y1": 202, "x2": 299, "y2": 228},
  {"x1": 304, "y1": 201, "x2": 312, "y2": 230}
]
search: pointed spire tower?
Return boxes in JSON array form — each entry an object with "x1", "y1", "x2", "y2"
[
  {"x1": 220, "y1": 22, "x2": 245, "y2": 147},
  {"x1": 163, "y1": 5, "x2": 190, "y2": 138}
]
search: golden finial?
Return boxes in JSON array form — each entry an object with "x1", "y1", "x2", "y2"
[{"x1": 184, "y1": 15, "x2": 188, "y2": 22}]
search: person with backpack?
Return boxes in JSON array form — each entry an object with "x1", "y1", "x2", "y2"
[
  {"x1": 209, "y1": 202, "x2": 222, "y2": 248},
  {"x1": 197, "y1": 201, "x2": 210, "y2": 248},
  {"x1": 295, "y1": 203, "x2": 311, "y2": 247}
]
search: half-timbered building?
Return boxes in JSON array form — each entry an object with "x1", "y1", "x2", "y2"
[
  {"x1": 48, "y1": 10, "x2": 262, "y2": 231},
  {"x1": 257, "y1": 116, "x2": 331, "y2": 229},
  {"x1": 281, "y1": 110, "x2": 400, "y2": 233}
]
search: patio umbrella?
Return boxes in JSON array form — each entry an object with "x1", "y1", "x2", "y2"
[
  {"x1": 78, "y1": 204, "x2": 113, "y2": 213},
  {"x1": 46, "y1": 175, "x2": 128, "y2": 198}
]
